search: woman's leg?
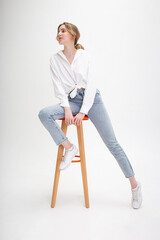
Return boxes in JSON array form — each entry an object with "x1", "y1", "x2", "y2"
[
  {"x1": 38, "y1": 103, "x2": 68, "y2": 146},
  {"x1": 129, "y1": 176, "x2": 138, "y2": 188},
  {"x1": 87, "y1": 91, "x2": 143, "y2": 209},
  {"x1": 87, "y1": 91, "x2": 135, "y2": 180},
  {"x1": 61, "y1": 139, "x2": 73, "y2": 150},
  {"x1": 38, "y1": 101, "x2": 81, "y2": 149}
]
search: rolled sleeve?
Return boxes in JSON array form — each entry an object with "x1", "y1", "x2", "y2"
[
  {"x1": 50, "y1": 58, "x2": 70, "y2": 108},
  {"x1": 79, "y1": 53, "x2": 97, "y2": 115}
]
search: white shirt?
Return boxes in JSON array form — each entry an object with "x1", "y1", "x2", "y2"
[{"x1": 49, "y1": 48, "x2": 97, "y2": 115}]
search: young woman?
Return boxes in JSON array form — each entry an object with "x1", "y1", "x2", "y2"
[{"x1": 38, "y1": 22, "x2": 142, "y2": 209}]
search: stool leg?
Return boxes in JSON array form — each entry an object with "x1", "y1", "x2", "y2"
[
  {"x1": 51, "y1": 120, "x2": 67, "y2": 208},
  {"x1": 77, "y1": 123, "x2": 90, "y2": 208}
]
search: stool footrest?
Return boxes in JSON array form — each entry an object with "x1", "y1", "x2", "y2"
[{"x1": 62, "y1": 155, "x2": 81, "y2": 162}]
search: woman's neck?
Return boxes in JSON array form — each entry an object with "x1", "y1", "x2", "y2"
[{"x1": 62, "y1": 45, "x2": 77, "y2": 57}]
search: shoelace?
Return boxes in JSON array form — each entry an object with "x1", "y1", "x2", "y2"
[
  {"x1": 132, "y1": 187, "x2": 139, "y2": 201},
  {"x1": 61, "y1": 146, "x2": 74, "y2": 163}
]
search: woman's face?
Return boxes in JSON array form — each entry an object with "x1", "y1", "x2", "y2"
[{"x1": 57, "y1": 24, "x2": 74, "y2": 45}]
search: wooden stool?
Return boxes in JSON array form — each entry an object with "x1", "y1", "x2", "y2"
[{"x1": 51, "y1": 116, "x2": 90, "y2": 208}]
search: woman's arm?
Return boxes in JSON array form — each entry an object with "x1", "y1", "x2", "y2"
[
  {"x1": 50, "y1": 57, "x2": 70, "y2": 108},
  {"x1": 50, "y1": 57, "x2": 76, "y2": 125},
  {"x1": 79, "y1": 51, "x2": 97, "y2": 115}
]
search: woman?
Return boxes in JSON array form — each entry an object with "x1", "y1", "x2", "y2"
[{"x1": 38, "y1": 22, "x2": 142, "y2": 209}]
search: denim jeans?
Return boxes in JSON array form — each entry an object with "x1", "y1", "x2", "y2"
[{"x1": 38, "y1": 88, "x2": 135, "y2": 178}]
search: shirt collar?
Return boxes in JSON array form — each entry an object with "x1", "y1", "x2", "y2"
[{"x1": 57, "y1": 49, "x2": 84, "y2": 66}]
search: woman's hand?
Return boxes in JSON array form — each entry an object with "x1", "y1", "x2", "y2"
[
  {"x1": 73, "y1": 112, "x2": 85, "y2": 126},
  {"x1": 64, "y1": 107, "x2": 75, "y2": 126}
]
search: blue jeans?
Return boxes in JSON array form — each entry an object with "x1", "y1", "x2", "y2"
[{"x1": 38, "y1": 88, "x2": 135, "y2": 178}]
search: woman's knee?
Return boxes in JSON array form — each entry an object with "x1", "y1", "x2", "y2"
[
  {"x1": 38, "y1": 107, "x2": 49, "y2": 122},
  {"x1": 38, "y1": 104, "x2": 64, "y2": 122},
  {"x1": 106, "y1": 139, "x2": 120, "y2": 152}
]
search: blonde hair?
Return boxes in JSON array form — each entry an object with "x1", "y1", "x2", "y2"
[{"x1": 56, "y1": 22, "x2": 84, "y2": 50}]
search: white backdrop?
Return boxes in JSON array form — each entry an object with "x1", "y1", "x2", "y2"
[{"x1": 1, "y1": 0, "x2": 160, "y2": 239}]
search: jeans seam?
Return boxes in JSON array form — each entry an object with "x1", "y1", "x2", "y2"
[
  {"x1": 48, "y1": 115, "x2": 67, "y2": 145},
  {"x1": 57, "y1": 136, "x2": 68, "y2": 146}
]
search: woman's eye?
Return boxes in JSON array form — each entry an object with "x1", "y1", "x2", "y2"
[{"x1": 58, "y1": 29, "x2": 66, "y2": 34}]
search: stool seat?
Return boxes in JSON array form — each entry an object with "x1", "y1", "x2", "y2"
[
  {"x1": 51, "y1": 115, "x2": 90, "y2": 208},
  {"x1": 59, "y1": 116, "x2": 89, "y2": 120}
]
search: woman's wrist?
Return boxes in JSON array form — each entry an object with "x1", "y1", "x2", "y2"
[{"x1": 64, "y1": 106, "x2": 71, "y2": 110}]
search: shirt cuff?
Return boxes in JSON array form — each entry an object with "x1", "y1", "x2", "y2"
[
  {"x1": 60, "y1": 99, "x2": 70, "y2": 108},
  {"x1": 79, "y1": 105, "x2": 89, "y2": 115}
]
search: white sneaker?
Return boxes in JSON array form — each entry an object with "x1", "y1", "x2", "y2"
[
  {"x1": 131, "y1": 181, "x2": 142, "y2": 209},
  {"x1": 59, "y1": 144, "x2": 78, "y2": 170}
]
